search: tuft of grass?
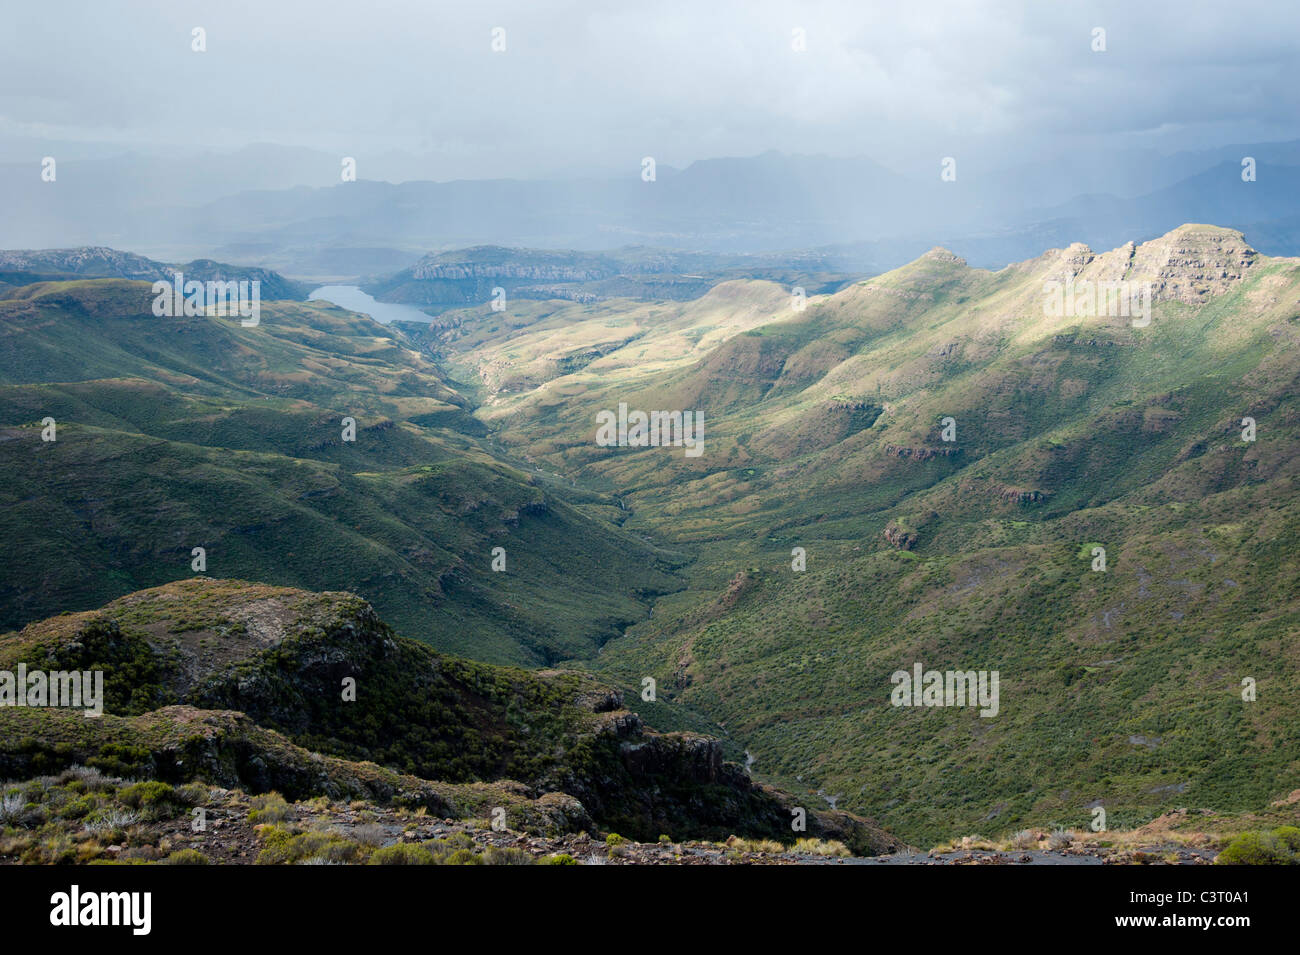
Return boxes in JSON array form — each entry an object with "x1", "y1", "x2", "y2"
[
  {"x1": 1047, "y1": 829, "x2": 1076, "y2": 851},
  {"x1": 792, "y1": 838, "x2": 851, "y2": 857}
]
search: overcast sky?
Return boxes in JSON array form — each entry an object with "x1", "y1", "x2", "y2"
[{"x1": 2, "y1": 0, "x2": 1298, "y2": 180}]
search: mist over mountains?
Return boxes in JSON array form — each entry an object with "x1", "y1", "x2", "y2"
[{"x1": 6, "y1": 141, "x2": 1300, "y2": 279}]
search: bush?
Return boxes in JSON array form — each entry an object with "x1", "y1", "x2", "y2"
[
  {"x1": 482, "y1": 846, "x2": 535, "y2": 865},
  {"x1": 725, "y1": 835, "x2": 786, "y2": 854},
  {"x1": 369, "y1": 844, "x2": 436, "y2": 865},
  {"x1": 539, "y1": 853, "x2": 578, "y2": 865},
  {"x1": 351, "y1": 823, "x2": 387, "y2": 846},
  {"x1": 1273, "y1": 826, "x2": 1300, "y2": 854},
  {"x1": 0, "y1": 792, "x2": 29, "y2": 827},
  {"x1": 417, "y1": 834, "x2": 479, "y2": 864},
  {"x1": 247, "y1": 792, "x2": 292, "y2": 825},
  {"x1": 83, "y1": 807, "x2": 140, "y2": 836},
  {"x1": 1216, "y1": 830, "x2": 1300, "y2": 865},
  {"x1": 605, "y1": 832, "x2": 628, "y2": 847},
  {"x1": 444, "y1": 848, "x2": 483, "y2": 866},
  {"x1": 58, "y1": 766, "x2": 114, "y2": 792},
  {"x1": 257, "y1": 830, "x2": 366, "y2": 865},
  {"x1": 118, "y1": 781, "x2": 185, "y2": 821}
]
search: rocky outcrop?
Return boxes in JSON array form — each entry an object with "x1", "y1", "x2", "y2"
[
  {"x1": 1039, "y1": 226, "x2": 1260, "y2": 309},
  {"x1": 0, "y1": 248, "x2": 308, "y2": 299},
  {"x1": 0, "y1": 246, "x2": 169, "y2": 280},
  {"x1": 0, "y1": 579, "x2": 901, "y2": 853},
  {"x1": 883, "y1": 521, "x2": 918, "y2": 550},
  {"x1": 996, "y1": 485, "x2": 1050, "y2": 505}
]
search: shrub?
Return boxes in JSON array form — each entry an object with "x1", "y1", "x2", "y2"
[
  {"x1": 539, "y1": 853, "x2": 578, "y2": 865},
  {"x1": 60, "y1": 794, "x2": 100, "y2": 821},
  {"x1": 418, "y1": 834, "x2": 478, "y2": 864},
  {"x1": 21, "y1": 833, "x2": 79, "y2": 865},
  {"x1": 175, "y1": 782, "x2": 212, "y2": 806},
  {"x1": 58, "y1": 766, "x2": 113, "y2": 791},
  {"x1": 247, "y1": 792, "x2": 292, "y2": 825},
  {"x1": 605, "y1": 832, "x2": 628, "y2": 847},
  {"x1": 725, "y1": 835, "x2": 785, "y2": 854},
  {"x1": 83, "y1": 807, "x2": 140, "y2": 836},
  {"x1": 369, "y1": 844, "x2": 436, "y2": 865},
  {"x1": 1273, "y1": 826, "x2": 1300, "y2": 854},
  {"x1": 257, "y1": 830, "x2": 365, "y2": 865},
  {"x1": 1216, "y1": 830, "x2": 1300, "y2": 865},
  {"x1": 118, "y1": 782, "x2": 184, "y2": 820},
  {"x1": 0, "y1": 792, "x2": 29, "y2": 826},
  {"x1": 351, "y1": 823, "x2": 387, "y2": 846},
  {"x1": 443, "y1": 848, "x2": 484, "y2": 866}
]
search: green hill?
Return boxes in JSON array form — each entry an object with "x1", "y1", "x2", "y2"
[
  {"x1": 0, "y1": 280, "x2": 682, "y2": 665},
  {"x1": 0, "y1": 578, "x2": 898, "y2": 850},
  {"x1": 4, "y1": 226, "x2": 1299, "y2": 847},
  {"x1": 432, "y1": 225, "x2": 1300, "y2": 843}
]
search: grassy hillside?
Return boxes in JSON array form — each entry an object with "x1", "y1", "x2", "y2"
[
  {"x1": 435, "y1": 225, "x2": 1300, "y2": 843},
  {"x1": 0, "y1": 579, "x2": 898, "y2": 851},
  {"x1": 0, "y1": 280, "x2": 683, "y2": 664}
]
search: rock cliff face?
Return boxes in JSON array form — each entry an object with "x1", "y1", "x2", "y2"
[
  {"x1": 0, "y1": 246, "x2": 170, "y2": 280},
  {"x1": 1039, "y1": 225, "x2": 1260, "y2": 306}
]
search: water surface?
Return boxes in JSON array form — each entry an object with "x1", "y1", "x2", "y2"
[{"x1": 309, "y1": 285, "x2": 434, "y2": 324}]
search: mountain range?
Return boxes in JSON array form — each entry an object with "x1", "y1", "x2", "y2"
[
  {"x1": 2, "y1": 223, "x2": 1298, "y2": 853},
  {"x1": 8, "y1": 143, "x2": 1300, "y2": 278}
]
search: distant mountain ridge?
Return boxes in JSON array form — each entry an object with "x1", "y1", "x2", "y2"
[
  {"x1": 6, "y1": 143, "x2": 1300, "y2": 276},
  {"x1": 364, "y1": 244, "x2": 853, "y2": 311},
  {"x1": 0, "y1": 247, "x2": 310, "y2": 300}
]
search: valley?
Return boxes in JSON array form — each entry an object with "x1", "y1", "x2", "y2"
[
  {"x1": 410, "y1": 224, "x2": 1300, "y2": 844},
  {"x1": 2, "y1": 224, "x2": 1298, "y2": 856}
]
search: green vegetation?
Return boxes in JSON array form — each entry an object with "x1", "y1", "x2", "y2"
[
  {"x1": 0, "y1": 580, "x2": 896, "y2": 851},
  {"x1": 0, "y1": 280, "x2": 683, "y2": 664},
  {"x1": 4, "y1": 227, "x2": 1299, "y2": 852},
  {"x1": 1216, "y1": 827, "x2": 1300, "y2": 865},
  {"x1": 430, "y1": 227, "x2": 1300, "y2": 844}
]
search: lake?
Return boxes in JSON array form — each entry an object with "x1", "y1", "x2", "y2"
[{"x1": 308, "y1": 285, "x2": 435, "y2": 324}]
